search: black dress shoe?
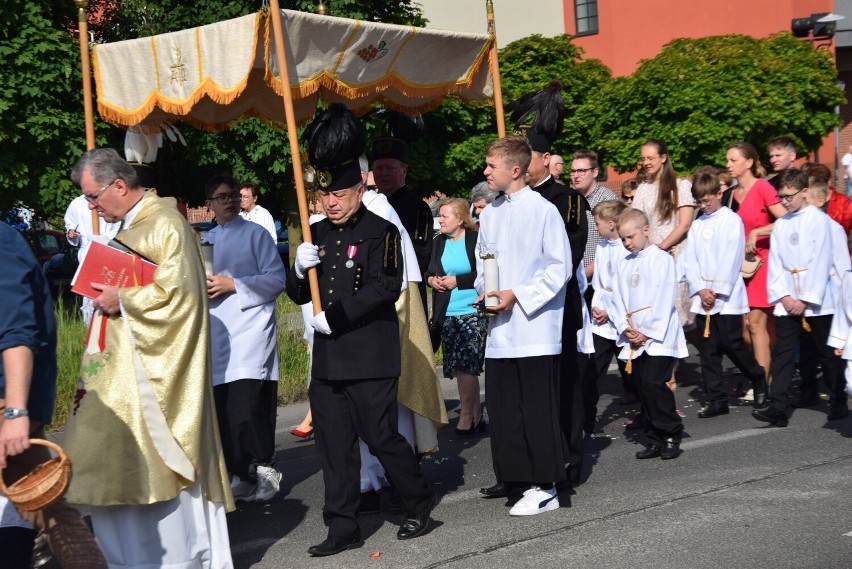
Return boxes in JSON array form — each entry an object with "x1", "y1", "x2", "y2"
[
  {"x1": 635, "y1": 445, "x2": 661, "y2": 459},
  {"x1": 397, "y1": 495, "x2": 437, "y2": 540},
  {"x1": 479, "y1": 482, "x2": 507, "y2": 498},
  {"x1": 307, "y1": 534, "x2": 364, "y2": 557},
  {"x1": 827, "y1": 400, "x2": 849, "y2": 420},
  {"x1": 752, "y1": 406, "x2": 788, "y2": 427},
  {"x1": 698, "y1": 401, "x2": 729, "y2": 418},
  {"x1": 660, "y1": 438, "x2": 682, "y2": 460}
]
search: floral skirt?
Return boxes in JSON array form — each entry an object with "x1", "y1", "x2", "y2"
[{"x1": 441, "y1": 312, "x2": 487, "y2": 379}]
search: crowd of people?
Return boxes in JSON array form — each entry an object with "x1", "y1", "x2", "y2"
[{"x1": 2, "y1": 96, "x2": 852, "y2": 567}]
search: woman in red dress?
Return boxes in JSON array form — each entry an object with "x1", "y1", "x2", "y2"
[{"x1": 726, "y1": 142, "x2": 787, "y2": 385}]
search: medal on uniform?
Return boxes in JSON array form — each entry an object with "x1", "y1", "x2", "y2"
[
  {"x1": 318, "y1": 245, "x2": 326, "y2": 257},
  {"x1": 346, "y1": 244, "x2": 357, "y2": 268}
]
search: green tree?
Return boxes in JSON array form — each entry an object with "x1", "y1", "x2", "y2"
[
  {"x1": 431, "y1": 34, "x2": 611, "y2": 195},
  {"x1": 587, "y1": 32, "x2": 845, "y2": 174}
]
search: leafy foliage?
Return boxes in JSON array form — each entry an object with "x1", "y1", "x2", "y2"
[{"x1": 587, "y1": 33, "x2": 845, "y2": 174}]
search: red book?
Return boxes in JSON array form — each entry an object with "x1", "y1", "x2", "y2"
[{"x1": 71, "y1": 240, "x2": 157, "y2": 300}]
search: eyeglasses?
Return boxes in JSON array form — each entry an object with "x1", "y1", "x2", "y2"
[
  {"x1": 569, "y1": 167, "x2": 595, "y2": 176},
  {"x1": 239, "y1": 195, "x2": 251, "y2": 201},
  {"x1": 623, "y1": 195, "x2": 634, "y2": 202},
  {"x1": 209, "y1": 192, "x2": 241, "y2": 204},
  {"x1": 777, "y1": 189, "x2": 804, "y2": 202},
  {"x1": 639, "y1": 156, "x2": 660, "y2": 164},
  {"x1": 84, "y1": 179, "x2": 117, "y2": 204}
]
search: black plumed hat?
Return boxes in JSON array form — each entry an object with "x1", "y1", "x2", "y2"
[
  {"x1": 507, "y1": 80, "x2": 565, "y2": 153},
  {"x1": 365, "y1": 107, "x2": 424, "y2": 164},
  {"x1": 301, "y1": 103, "x2": 366, "y2": 191}
]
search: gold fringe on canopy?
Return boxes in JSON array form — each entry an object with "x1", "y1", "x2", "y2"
[{"x1": 93, "y1": 9, "x2": 494, "y2": 132}]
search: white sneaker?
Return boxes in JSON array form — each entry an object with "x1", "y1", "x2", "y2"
[
  {"x1": 230, "y1": 474, "x2": 256, "y2": 503},
  {"x1": 255, "y1": 466, "x2": 282, "y2": 502},
  {"x1": 508, "y1": 486, "x2": 559, "y2": 516}
]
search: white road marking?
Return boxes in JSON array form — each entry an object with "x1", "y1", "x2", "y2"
[{"x1": 681, "y1": 427, "x2": 783, "y2": 450}]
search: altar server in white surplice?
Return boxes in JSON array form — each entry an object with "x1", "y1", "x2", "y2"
[
  {"x1": 754, "y1": 169, "x2": 848, "y2": 427},
  {"x1": 474, "y1": 136, "x2": 570, "y2": 517},
  {"x1": 680, "y1": 172, "x2": 766, "y2": 419},
  {"x1": 800, "y1": 179, "x2": 852, "y2": 411},
  {"x1": 611, "y1": 208, "x2": 686, "y2": 460},
  {"x1": 588, "y1": 200, "x2": 634, "y2": 407}
]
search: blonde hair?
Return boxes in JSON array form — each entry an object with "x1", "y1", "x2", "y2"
[
  {"x1": 616, "y1": 208, "x2": 649, "y2": 232},
  {"x1": 437, "y1": 197, "x2": 476, "y2": 231},
  {"x1": 593, "y1": 199, "x2": 628, "y2": 222}
]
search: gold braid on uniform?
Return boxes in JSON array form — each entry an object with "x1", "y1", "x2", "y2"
[
  {"x1": 383, "y1": 231, "x2": 400, "y2": 276},
  {"x1": 415, "y1": 208, "x2": 431, "y2": 244}
]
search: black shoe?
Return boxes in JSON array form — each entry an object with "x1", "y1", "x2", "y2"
[
  {"x1": 397, "y1": 495, "x2": 437, "y2": 540},
  {"x1": 660, "y1": 438, "x2": 682, "y2": 460},
  {"x1": 356, "y1": 490, "x2": 381, "y2": 516},
  {"x1": 752, "y1": 406, "x2": 788, "y2": 427},
  {"x1": 635, "y1": 445, "x2": 661, "y2": 459},
  {"x1": 455, "y1": 417, "x2": 485, "y2": 436},
  {"x1": 624, "y1": 414, "x2": 646, "y2": 431},
  {"x1": 479, "y1": 482, "x2": 507, "y2": 498},
  {"x1": 827, "y1": 400, "x2": 849, "y2": 420},
  {"x1": 307, "y1": 534, "x2": 364, "y2": 557},
  {"x1": 698, "y1": 401, "x2": 729, "y2": 418},
  {"x1": 792, "y1": 388, "x2": 820, "y2": 408}
]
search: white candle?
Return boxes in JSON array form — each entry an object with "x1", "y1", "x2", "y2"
[
  {"x1": 200, "y1": 244, "x2": 214, "y2": 275},
  {"x1": 483, "y1": 256, "x2": 499, "y2": 308}
]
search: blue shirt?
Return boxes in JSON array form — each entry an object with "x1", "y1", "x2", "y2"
[
  {"x1": 442, "y1": 239, "x2": 477, "y2": 316},
  {"x1": 0, "y1": 222, "x2": 57, "y2": 424}
]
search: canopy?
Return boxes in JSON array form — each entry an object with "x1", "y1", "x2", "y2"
[{"x1": 93, "y1": 9, "x2": 495, "y2": 132}]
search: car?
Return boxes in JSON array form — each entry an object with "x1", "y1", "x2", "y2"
[{"x1": 22, "y1": 230, "x2": 79, "y2": 298}]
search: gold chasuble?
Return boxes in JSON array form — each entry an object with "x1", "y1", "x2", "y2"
[{"x1": 63, "y1": 194, "x2": 233, "y2": 509}]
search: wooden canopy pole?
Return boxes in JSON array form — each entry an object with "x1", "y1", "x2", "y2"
[
  {"x1": 267, "y1": 0, "x2": 321, "y2": 313},
  {"x1": 74, "y1": 0, "x2": 100, "y2": 235},
  {"x1": 486, "y1": 0, "x2": 506, "y2": 138}
]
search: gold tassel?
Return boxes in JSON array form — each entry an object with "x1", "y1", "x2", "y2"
[
  {"x1": 802, "y1": 317, "x2": 811, "y2": 332},
  {"x1": 625, "y1": 349, "x2": 634, "y2": 374},
  {"x1": 703, "y1": 312, "x2": 711, "y2": 338}
]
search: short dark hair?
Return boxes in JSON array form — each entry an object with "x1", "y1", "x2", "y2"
[
  {"x1": 775, "y1": 168, "x2": 808, "y2": 192},
  {"x1": 571, "y1": 149, "x2": 598, "y2": 170},
  {"x1": 205, "y1": 174, "x2": 239, "y2": 199},
  {"x1": 767, "y1": 136, "x2": 797, "y2": 154},
  {"x1": 239, "y1": 182, "x2": 259, "y2": 197},
  {"x1": 691, "y1": 172, "x2": 721, "y2": 200}
]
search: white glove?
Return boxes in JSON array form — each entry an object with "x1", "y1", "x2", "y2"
[
  {"x1": 310, "y1": 311, "x2": 332, "y2": 335},
  {"x1": 294, "y1": 243, "x2": 320, "y2": 279}
]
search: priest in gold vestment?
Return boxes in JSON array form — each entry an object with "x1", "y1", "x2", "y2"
[{"x1": 63, "y1": 149, "x2": 234, "y2": 568}]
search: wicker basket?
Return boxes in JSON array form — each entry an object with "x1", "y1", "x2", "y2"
[{"x1": 0, "y1": 438, "x2": 72, "y2": 512}]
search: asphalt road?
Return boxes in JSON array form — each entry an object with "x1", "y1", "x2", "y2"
[{"x1": 225, "y1": 347, "x2": 852, "y2": 569}]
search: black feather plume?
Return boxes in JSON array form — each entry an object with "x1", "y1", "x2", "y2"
[
  {"x1": 364, "y1": 107, "x2": 424, "y2": 144},
  {"x1": 301, "y1": 103, "x2": 366, "y2": 168},
  {"x1": 507, "y1": 80, "x2": 565, "y2": 142}
]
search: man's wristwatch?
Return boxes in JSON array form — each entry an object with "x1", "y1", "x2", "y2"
[{"x1": 3, "y1": 408, "x2": 29, "y2": 420}]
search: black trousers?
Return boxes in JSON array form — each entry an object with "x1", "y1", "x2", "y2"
[
  {"x1": 591, "y1": 333, "x2": 634, "y2": 398},
  {"x1": 485, "y1": 356, "x2": 567, "y2": 485},
  {"x1": 631, "y1": 353, "x2": 683, "y2": 445},
  {"x1": 695, "y1": 313, "x2": 765, "y2": 403},
  {"x1": 310, "y1": 377, "x2": 432, "y2": 538},
  {"x1": 770, "y1": 314, "x2": 846, "y2": 413},
  {"x1": 214, "y1": 378, "x2": 278, "y2": 480}
]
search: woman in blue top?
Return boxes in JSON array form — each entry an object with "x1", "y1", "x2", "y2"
[{"x1": 426, "y1": 198, "x2": 486, "y2": 435}]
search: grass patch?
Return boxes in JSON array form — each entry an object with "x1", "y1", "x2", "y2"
[{"x1": 51, "y1": 293, "x2": 311, "y2": 430}]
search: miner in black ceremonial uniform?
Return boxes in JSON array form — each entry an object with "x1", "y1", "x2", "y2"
[
  {"x1": 287, "y1": 104, "x2": 436, "y2": 557},
  {"x1": 371, "y1": 136, "x2": 434, "y2": 315}
]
